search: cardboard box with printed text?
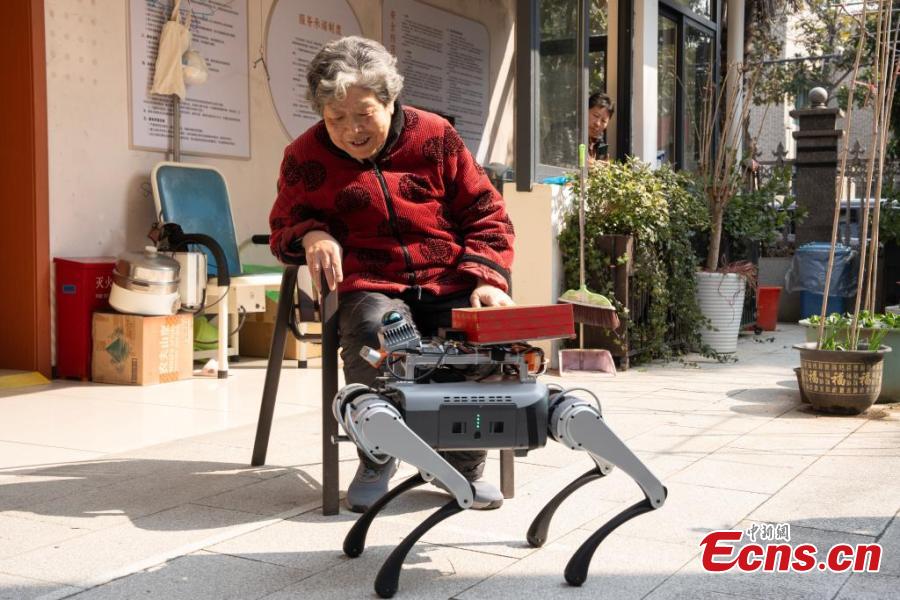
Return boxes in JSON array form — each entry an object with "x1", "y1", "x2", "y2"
[{"x1": 91, "y1": 312, "x2": 193, "y2": 385}]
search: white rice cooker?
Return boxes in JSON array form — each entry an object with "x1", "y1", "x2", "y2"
[{"x1": 109, "y1": 246, "x2": 182, "y2": 316}]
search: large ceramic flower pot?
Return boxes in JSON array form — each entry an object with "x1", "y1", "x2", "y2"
[
  {"x1": 800, "y1": 320, "x2": 899, "y2": 403},
  {"x1": 794, "y1": 342, "x2": 891, "y2": 415},
  {"x1": 695, "y1": 272, "x2": 746, "y2": 354}
]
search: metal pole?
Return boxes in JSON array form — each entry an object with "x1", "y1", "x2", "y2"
[
  {"x1": 577, "y1": 0, "x2": 588, "y2": 349},
  {"x1": 173, "y1": 96, "x2": 181, "y2": 162},
  {"x1": 320, "y1": 273, "x2": 340, "y2": 515},
  {"x1": 576, "y1": 0, "x2": 588, "y2": 181}
]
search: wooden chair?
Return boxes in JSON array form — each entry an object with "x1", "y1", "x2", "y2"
[{"x1": 249, "y1": 247, "x2": 515, "y2": 515}]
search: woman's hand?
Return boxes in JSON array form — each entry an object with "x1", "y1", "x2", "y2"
[
  {"x1": 469, "y1": 279, "x2": 514, "y2": 308},
  {"x1": 302, "y1": 230, "x2": 343, "y2": 291}
]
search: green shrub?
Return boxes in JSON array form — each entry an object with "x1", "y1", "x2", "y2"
[
  {"x1": 558, "y1": 158, "x2": 709, "y2": 362},
  {"x1": 724, "y1": 166, "x2": 801, "y2": 259}
]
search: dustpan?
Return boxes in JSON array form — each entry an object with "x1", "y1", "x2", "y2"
[
  {"x1": 556, "y1": 5, "x2": 616, "y2": 376},
  {"x1": 559, "y1": 347, "x2": 616, "y2": 376}
]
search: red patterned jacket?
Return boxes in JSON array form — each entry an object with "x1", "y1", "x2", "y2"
[{"x1": 269, "y1": 105, "x2": 515, "y2": 296}]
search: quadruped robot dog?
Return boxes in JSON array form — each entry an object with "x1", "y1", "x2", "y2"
[{"x1": 332, "y1": 307, "x2": 667, "y2": 598}]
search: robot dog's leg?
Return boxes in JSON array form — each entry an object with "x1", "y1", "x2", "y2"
[
  {"x1": 349, "y1": 409, "x2": 472, "y2": 599},
  {"x1": 335, "y1": 387, "x2": 474, "y2": 598},
  {"x1": 532, "y1": 392, "x2": 667, "y2": 586}
]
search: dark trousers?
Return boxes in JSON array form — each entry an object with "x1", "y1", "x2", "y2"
[{"x1": 339, "y1": 289, "x2": 487, "y2": 480}]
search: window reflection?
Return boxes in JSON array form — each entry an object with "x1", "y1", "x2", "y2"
[
  {"x1": 538, "y1": 0, "x2": 608, "y2": 170},
  {"x1": 669, "y1": 0, "x2": 711, "y2": 21},
  {"x1": 683, "y1": 27, "x2": 713, "y2": 172},
  {"x1": 658, "y1": 17, "x2": 677, "y2": 167}
]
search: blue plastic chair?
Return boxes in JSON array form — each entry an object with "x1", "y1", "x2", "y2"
[
  {"x1": 152, "y1": 162, "x2": 244, "y2": 278},
  {"x1": 151, "y1": 162, "x2": 283, "y2": 377}
]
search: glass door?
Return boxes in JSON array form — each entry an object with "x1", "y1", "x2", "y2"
[
  {"x1": 657, "y1": 15, "x2": 678, "y2": 167},
  {"x1": 657, "y1": 6, "x2": 715, "y2": 171},
  {"x1": 535, "y1": 0, "x2": 609, "y2": 175},
  {"x1": 683, "y1": 23, "x2": 714, "y2": 172}
]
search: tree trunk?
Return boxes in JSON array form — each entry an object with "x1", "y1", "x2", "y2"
[{"x1": 706, "y1": 201, "x2": 725, "y2": 271}]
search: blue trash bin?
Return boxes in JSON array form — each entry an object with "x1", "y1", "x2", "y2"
[
  {"x1": 800, "y1": 292, "x2": 845, "y2": 319},
  {"x1": 794, "y1": 243, "x2": 854, "y2": 319}
]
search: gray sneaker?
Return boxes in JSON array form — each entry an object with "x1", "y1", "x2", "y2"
[
  {"x1": 345, "y1": 458, "x2": 398, "y2": 513},
  {"x1": 433, "y1": 478, "x2": 503, "y2": 510}
]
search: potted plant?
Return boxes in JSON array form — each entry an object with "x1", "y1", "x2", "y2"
[
  {"x1": 692, "y1": 62, "x2": 763, "y2": 354},
  {"x1": 800, "y1": 312, "x2": 899, "y2": 403},
  {"x1": 795, "y1": 3, "x2": 896, "y2": 415},
  {"x1": 796, "y1": 313, "x2": 891, "y2": 414}
]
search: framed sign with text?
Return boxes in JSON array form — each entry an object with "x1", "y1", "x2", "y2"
[
  {"x1": 128, "y1": 0, "x2": 250, "y2": 158},
  {"x1": 266, "y1": 0, "x2": 363, "y2": 140}
]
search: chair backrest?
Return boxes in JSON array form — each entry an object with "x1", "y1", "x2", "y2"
[{"x1": 151, "y1": 162, "x2": 242, "y2": 277}]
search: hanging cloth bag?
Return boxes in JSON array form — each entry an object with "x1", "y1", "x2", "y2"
[{"x1": 150, "y1": 0, "x2": 192, "y2": 99}]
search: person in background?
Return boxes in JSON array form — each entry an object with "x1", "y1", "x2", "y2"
[
  {"x1": 268, "y1": 36, "x2": 515, "y2": 513},
  {"x1": 587, "y1": 92, "x2": 615, "y2": 163}
]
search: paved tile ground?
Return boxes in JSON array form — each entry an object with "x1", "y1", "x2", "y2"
[{"x1": 1, "y1": 325, "x2": 898, "y2": 599}]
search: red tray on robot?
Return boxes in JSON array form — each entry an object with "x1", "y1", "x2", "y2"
[{"x1": 451, "y1": 304, "x2": 576, "y2": 344}]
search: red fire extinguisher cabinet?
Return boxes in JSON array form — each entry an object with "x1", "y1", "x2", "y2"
[{"x1": 54, "y1": 257, "x2": 116, "y2": 379}]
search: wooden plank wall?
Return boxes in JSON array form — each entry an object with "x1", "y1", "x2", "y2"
[{"x1": 0, "y1": 0, "x2": 50, "y2": 376}]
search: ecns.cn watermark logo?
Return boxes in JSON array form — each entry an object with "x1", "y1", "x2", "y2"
[{"x1": 700, "y1": 523, "x2": 882, "y2": 573}]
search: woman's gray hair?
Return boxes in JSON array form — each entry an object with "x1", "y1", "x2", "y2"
[{"x1": 306, "y1": 36, "x2": 404, "y2": 115}]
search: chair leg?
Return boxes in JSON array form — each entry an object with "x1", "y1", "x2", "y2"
[
  {"x1": 500, "y1": 449, "x2": 515, "y2": 499},
  {"x1": 321, "y1": 278, "x2": 341, "y2": 515},
  {"x1": 216, "y1": 284, "x2": 229, "y2": 378},
  {"x1": 251, "y1": 266, "x2": 297, "y2": 467}
]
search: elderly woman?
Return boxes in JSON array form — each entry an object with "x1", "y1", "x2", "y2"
[{"x1": 269, "y1": 37, "x2": 515, "y2": 513}]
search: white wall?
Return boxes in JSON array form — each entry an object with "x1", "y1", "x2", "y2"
[
  {"x1": 504, "y1": 183, "x2": 567, "y2": 364},
  {"x1": 45, "y1": 0, "x2": 515, "y2": 264},
  {"x1": 631, "y1": 0, "x2": 657, "y2": 164}
]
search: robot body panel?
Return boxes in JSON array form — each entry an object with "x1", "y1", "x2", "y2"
[{"x1": 390, "y1": 380, "x2": 548, "y2": 451}]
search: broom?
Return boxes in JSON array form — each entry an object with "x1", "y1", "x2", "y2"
[{"x1": 558, "y1": 143, "x2": 620, "y2": 334}]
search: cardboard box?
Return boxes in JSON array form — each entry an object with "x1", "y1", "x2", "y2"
[
  {"x1": 92, "y1": 312, "x2": 194, "y2": 385},
  {"x1": 239, "y1": 320, "x2": 322, "y2": 360}
]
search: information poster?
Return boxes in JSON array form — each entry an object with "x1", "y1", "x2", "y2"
[
  {"x1": 266, "y1": 0, "x2": 362, "y2": 139},
  {"x1": 383, "y1": 0, "x2": 490, "y2": 159},
  {"x1": 129, "y1": 0, "x2": 250, "y2": 158}
]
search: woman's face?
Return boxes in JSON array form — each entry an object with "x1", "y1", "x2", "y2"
[
  {"x1": 323, "y1": 85, "x2": 394, "y2": 161},
  {"x1": 588, "y1": 106, "x2": 611, "y2": 140}
]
